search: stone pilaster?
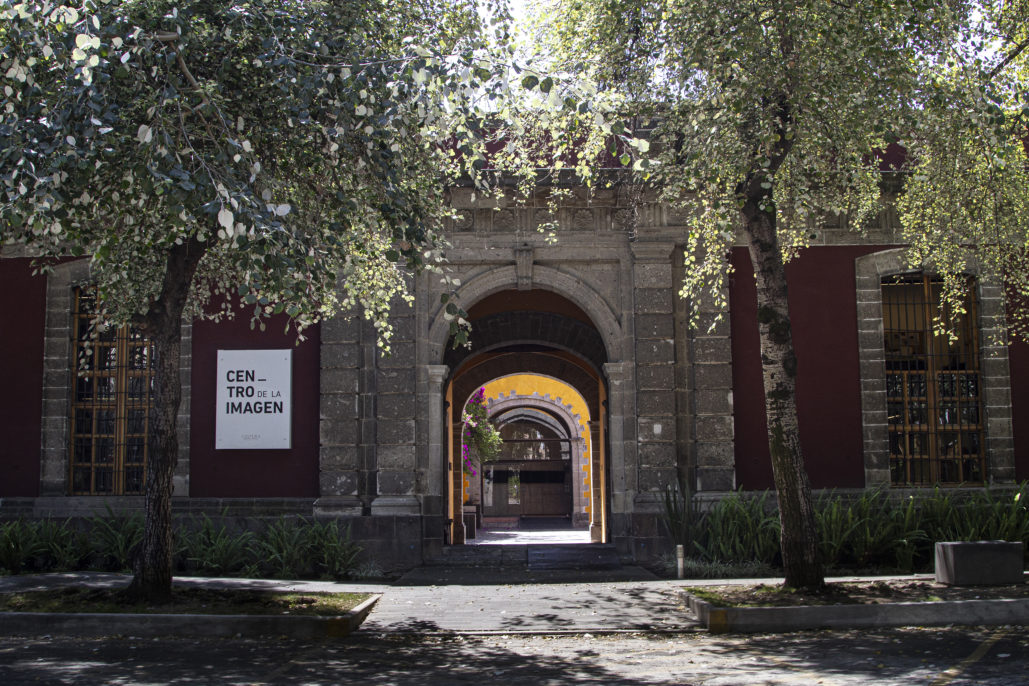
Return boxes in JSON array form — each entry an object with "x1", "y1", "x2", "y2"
[
  {"x1": 690, "y1": 287, "x2": 736, "y2": 492},
  {"x1": 372, "y1": 306, "x2": 420, "y2": 515},
  {"x1": 314, "y1": 309, "x2": 363, "y2": 516},
  {"x1": 630, "y1": 241, "x2": 678, "y2": 505}
]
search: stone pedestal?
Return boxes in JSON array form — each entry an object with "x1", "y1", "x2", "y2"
[{"x1": 934, "y1": 541, "x2": 1025, "y2": 586}]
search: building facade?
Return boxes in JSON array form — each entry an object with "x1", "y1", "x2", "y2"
[{"x1": 2, "y1": 188, "x2": 1027, "y2": 569}]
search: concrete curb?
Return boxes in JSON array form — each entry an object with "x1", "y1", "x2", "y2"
[
  {"x1": 682, "y1": 592, "x2": 1029, "y2": 634},
  {"x1": 0, "y1": 594, "x2": 380, "y2": 639}
]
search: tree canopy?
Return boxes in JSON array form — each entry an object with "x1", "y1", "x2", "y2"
[
  {"x1": 0, "y1": 0, "x2": 627, "y2": 600},
  {"x1": 1, "y1": 0, "x2": 620, "y2": 342},
  {"x1": 540, "y1": 0, "x2": 1029, "y2": 588}
]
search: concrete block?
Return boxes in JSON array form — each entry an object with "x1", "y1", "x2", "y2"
[
  {"x1": 935, "y1": 541, "x2": 1024, "y2": 586},
  {"x1": 634, "y1": 314, "x2": 674, "y2": 338},
  {"x1": 636, "y1": 340, "x2": 675, "y2": 365},
  {"x1": 377, "y1": 393, "x2": 418, "y2": 419},
  {"x1": 636, "y1": 365, "x2": 674, "y2": 390},
  {"x1": 637, "y1": 390, "x2": 675, "y2": 416},
  {"x1": 634, "y1": 288, "x2": 673, "y2": 314}
]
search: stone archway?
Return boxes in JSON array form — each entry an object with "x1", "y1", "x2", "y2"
[
  {"x1": 485, "y1": 386, "x2": 594, "y2": 528},
  {"x1": 434, "y1": 279, "x2": 617, "y2": 546}
]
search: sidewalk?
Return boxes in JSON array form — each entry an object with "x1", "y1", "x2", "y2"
[
  {"x1": 1, "y1": 570, "x2": 969, "y2": 635},
  {"x1": 0, "y1": 570, "x2": 698, "y2": 634}
]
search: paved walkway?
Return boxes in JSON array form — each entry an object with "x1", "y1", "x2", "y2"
[
  {"x1": 0, "y1": 570, "x2": 697, "y2": 633},
  {"x1": 1, "y1": 570, "x2": 947, "y2": 635}
]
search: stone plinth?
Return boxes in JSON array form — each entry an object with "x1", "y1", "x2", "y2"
[{"x1": 934, "y1": 541, "x2": 1025, "y2": 586}]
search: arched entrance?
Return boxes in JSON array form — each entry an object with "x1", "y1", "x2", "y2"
[
  {"x1": 471, "y1": 375, "x2": 593, "y2": 534},
  {"x1": 437, "y1": 287, "x2": 612, "y2": 545}
]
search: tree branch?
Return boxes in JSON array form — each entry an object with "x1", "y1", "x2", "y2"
[{"x1": 987, "y1": 35, "x2": 1029, "y2": 80}]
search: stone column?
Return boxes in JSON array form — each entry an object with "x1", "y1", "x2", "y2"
[
  {"x1": 978, "y1": 279, "x2": 1016, "y2": 483},
  {"x1": 603, "y1": 360, "x2": 632, "y2": 545},
  {"x1": 421, "y1": 365, "x2": 449, "y2": 513},
  {"x1": 630, "y1": 241, "x2": 678, "y2": 502},
  {"x1": 314, "y1": 311, "x2": 363, "y2": 516},
  {"x1": 690, "y1": 288, "x2": 736, "y2": 492},
  {"x1": 629, "y1": 241, "x2": 679, "y2": 558},
  {"x1": 371, "y1": 309, "x2": 420, "y2": 516}
]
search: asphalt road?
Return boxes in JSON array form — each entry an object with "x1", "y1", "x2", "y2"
[{"x1": 2, "y1": 625, "x2": 1027, "y2": 685}]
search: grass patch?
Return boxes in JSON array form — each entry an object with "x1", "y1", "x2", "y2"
[
  {"x1": 684, "y1": 579, "x2": 1029, "y2": 607},
  {"x1": 0, "y1": 587, "x2": 369, "y2": 616}
]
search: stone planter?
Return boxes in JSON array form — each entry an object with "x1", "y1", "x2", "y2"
[{"x1": 934, "y1": 541, "x2": 1025, "y2": 586}]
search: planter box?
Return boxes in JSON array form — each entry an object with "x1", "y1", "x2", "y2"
[
  {"x1": 0, "y1": 594, "x2": 380, "y2": 639},
  {"x1": 935, "y1": 541, "x2": 1024, "y2": 586},
  {"x1": 683, "y1": 593, "x2": 1029, "y2": 634}
]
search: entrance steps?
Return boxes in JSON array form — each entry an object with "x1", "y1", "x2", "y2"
[{"x1": 427, "y1": 543, "x2": 623, "y2": 570}]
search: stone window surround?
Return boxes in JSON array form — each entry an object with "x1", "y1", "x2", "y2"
[
  {"x1": 40, "y1": 259, "x2": 192, "y2": 499},
  {"x1": 855, "y1": 248, "x2": 1015, "y2": 486}
]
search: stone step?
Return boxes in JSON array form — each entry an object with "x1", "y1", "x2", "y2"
[
  {"x1": 427, "y1": 543, "x2": 622, "y2": 570},
  {"x1": 528, "y1": 544, "x2": 622, "y2": 570}
]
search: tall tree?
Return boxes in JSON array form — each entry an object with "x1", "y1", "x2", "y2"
[
  {"x1": 1, "y1": 0, "x2": 622, "y2": 601},
  {"x1": 544, "y1": 0, "x2": 1029, "y2": 589}
]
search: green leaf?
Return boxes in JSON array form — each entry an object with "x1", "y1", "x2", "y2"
[
  {"x1": 521, "y1": 75, "x2": 539, "y2": 90},
  {"x1": 539, "y1": 77, "x2": 553, "y2": 93}
]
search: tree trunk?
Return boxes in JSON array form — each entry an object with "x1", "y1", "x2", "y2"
[
  {"x1": 126, "y1": 326, "x2": 181, "y2": 603},
  {"x1": 741, "y1": 198, "x2": 824, "y2": 591},
  {"x1": 126, "y1": 238, "x2": 206, "y2": 603}
]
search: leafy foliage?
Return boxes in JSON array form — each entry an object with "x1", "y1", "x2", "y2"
[
  {"x1": 0, "y1": 0, "x2": 626, "y2": 343},
  {"x1": 544, "y1": 0, "x2": 1028, "y2": 334},
  {"x1": 0, "y1": 0, "x2": 631, "y2": 599},
  {"x1": 545, "y1": 0, "x2": 1029, "y2": 590},
  {"x1": 461, "y1": 386, "x2": 503, "y2": 474},
  {"x1": 88, "y1": 506, "x2": 145, "y2": 572},
  {"x1": 178, "y1": 512, "x2": 256, "y2": 577},
  {"x1": 661, "y1": 484, "x2": 1029, "y2": 574}
]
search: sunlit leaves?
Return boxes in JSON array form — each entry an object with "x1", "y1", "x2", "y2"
[{"x1": 1, "y1": 0, "x2": 629, "y2": 351}]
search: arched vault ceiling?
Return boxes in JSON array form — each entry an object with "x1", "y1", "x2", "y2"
[{"x1": 444, "y1": 311, "x2": 608, "y2": 374}]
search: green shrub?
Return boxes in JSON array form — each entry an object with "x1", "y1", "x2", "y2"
[
  {"x1": 0, "y1": 520, "x2": 44, "y2": 575},
  {"x1": 35, "y1": 518, "x2": 90, "y2": 572},
  {"x1": 661, "y1": 480, "x2": 701, "y2": 554},
  {"x1": 255, "y1": 517, "x2": 313, "y2": 579},
  {"x1": 694, "y1": 490, "x2": 780, "y2": 565},
  {"x1": 179, "y1": 513, "x2": 256, "y2": 577},
  {"x1": 88, "y1": 506, "x2": 144, "y2": 572},
  {"x1": 307, "y1": 520, "x2": 362, "y2": 580},
  {"x1": 660, "y1": 481, "x2": 1029, "y2": 576}
]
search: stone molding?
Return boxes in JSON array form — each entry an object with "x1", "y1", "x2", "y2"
[
  {"x1": 427, "y1": 263, "x2": 625, "y2": 364},
  {"x1": 40, "y1": 259, "x2": 191, "y2": 497},
  {"x1": 854, "y1": 248, "x2": 1015, "y2": 486}
]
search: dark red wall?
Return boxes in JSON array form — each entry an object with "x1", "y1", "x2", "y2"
[
  {"x1": 730, "y1": 246, "x2": 886, "y2": 490},
  {"x1": 1010, "y1": 339, "x2": 1029, "y2": 481},
  {"x1": 0, "y1": 259, "x2": 46, "y2": 496},
  {"x1": 189, "y1": 312, "x2": 320, "y2": 497}
]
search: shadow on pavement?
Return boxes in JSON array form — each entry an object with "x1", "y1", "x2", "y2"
[{"x1": 0, "y1": 633, "x2": 677, "y2": 686}]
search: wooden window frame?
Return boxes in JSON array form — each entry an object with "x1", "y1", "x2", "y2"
[
  {"x1": 883, "y1": 275, "x2": 986, "y2": 486},
  {"x1": 68, "y1": 288, "x2": 154, "y2": 495}
]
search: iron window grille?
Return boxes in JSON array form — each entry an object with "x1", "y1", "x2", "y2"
[{"x1": 882, "y1": 275, "x2": 985, "y2": 486}]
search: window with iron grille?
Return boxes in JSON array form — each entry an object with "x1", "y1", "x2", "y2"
[
  {"x1": 69, "y1": 288, "x2": 155, "y2": 495},
  {"x1": 883, "y1": 275, "x2": 985, "y2": 486}
]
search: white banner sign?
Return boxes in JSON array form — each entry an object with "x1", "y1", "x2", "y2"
[{"x1": 216, "y1": 349, "x2": 292, "y2": 450}]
